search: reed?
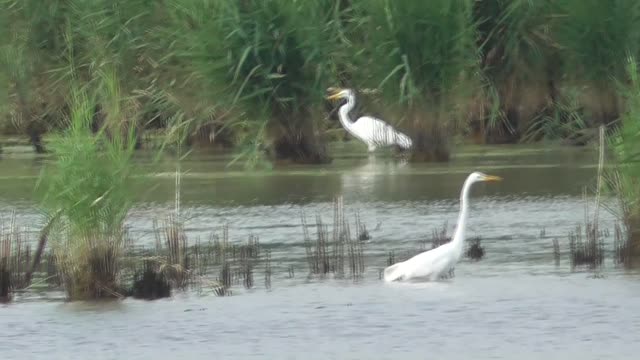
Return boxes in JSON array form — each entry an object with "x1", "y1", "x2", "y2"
[
  {"x1": 165, "y1": 0, "x2": 340, "y2": 165},
  {"x1": 606, "y1": 57, "x2": 640, "y2": 259},
  {"x1": 568, "y1": 223, "x2": 605, "y2": 270},
  {"x1": 7, "y1": 0, "x2": 640, "y2": 165},
  {"x1": 302, "y1": 196, "x2": 365, "y2": 280},
  {"x1": 430, "y1": 222, "x2": 451, "y2": 249},
  {"x1": 153, "y1": 215, "x2": 191, "y2": 290},
  {"x1": 35, "y1": 83, "x2": 138, "y2": 300},
  {"x1": 473, "y1": 0, "x2": 556, "y2": 143},
  {"x1": 554, "y1": 0, "x2": 640, "y2": 137},
  {"x1": 0, "y1": 213, "x2": 32, "y2": 302}
]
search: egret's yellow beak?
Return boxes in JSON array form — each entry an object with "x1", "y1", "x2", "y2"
[
  {"x1": 325, "y1": 87, "x2": 344, "y2": 100},
  {"x1": 482, "y1": 175, "x2": 503, "y2": 182}
]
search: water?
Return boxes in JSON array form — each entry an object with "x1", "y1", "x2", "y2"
[{"x1": 2, "y1": 144, "x2": 640, "y2": 359}]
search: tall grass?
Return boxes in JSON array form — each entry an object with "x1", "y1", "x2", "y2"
[
  {"x1": 6, "y1": 0, "x2": 640, "y2": 164},
  {"x1": 554, "y1": 0, "x2": 640, "y2": 128},
  {"x1": 36, "y1": 81, "x2": 138, "y2": 299},
  {"x1": 607, "y1": 57, "x2": 640, "y2": 258},
  {"x1": 350, "y1": 0, "x2": 479, "y2": 161},
  {"x1": 1, "y1": 0, "x2": 62, "y2": 151},
  {"x1": 474, "y1": 0, "x2": 557, "y2": 143},
  {"x1": 164, "y1": 0, "x2": 341, "y2": 165}
]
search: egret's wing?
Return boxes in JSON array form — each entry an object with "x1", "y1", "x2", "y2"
[{"x1": 353, "y1": 116, "x2": 412, "y2": 149}]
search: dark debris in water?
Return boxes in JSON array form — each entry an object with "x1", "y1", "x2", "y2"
[
  {"x1": 130, "y1": 260, "x2": 171, "y2": 300},
  {"x1": 465, "y1": 237, "x2": 484, "y2": 261},
  {"x1": 0, "y1": 262, "x2": 11, "y2": 303},
  {"x1": 183, "y1": 308, "x2": 207, "y2": 312}
]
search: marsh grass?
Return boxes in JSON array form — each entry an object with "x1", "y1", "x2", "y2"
[
  {"x1": 568, "y1": 223, "x2": 605, "y2": 270},
  {"x1": 53, "y1": 229, "x2": 127, "y2": 299},
  {"x1": 264, "y1": 249, "x2": 272, "y2": 290},
  {"x1": 552, "y1": 238, "x2": 561, "y2": 266},
  {"x1": 302, "y1": 197, "x2": 365, "y2": 280},
  {"x1": 554, "y1": 0, "x2": 640, "y2": 127},
  {"x1": 166, "y1": 0, "x2": 341, "y2": 166},
  {"x1": 354, "y1": 210, "x2": 370, "y2": 241},
  {"x1": 429, "y1": 222, "x2": 450, "y2": 250},
  {"x1": 6, "y1": 0, "x2": 640, "y2": 163},
  {"x1": 605, "y1": 57, "x2": 640, "y2": 259},
  {"x1": 0, "y1": 213, "x2": 31, "y2": 301},
  {"x1": 35, "y1": 82, "x2": 138, "y2": 300},
  {"x1": 521, "y1": 88, "x2": 590, "y2": 144},
  {"x1": 473, "y1": 0, "x2": 557, "y2": 143},
  {"x1": 152, "y1": 215, "x2": 191, "y2": 290}
]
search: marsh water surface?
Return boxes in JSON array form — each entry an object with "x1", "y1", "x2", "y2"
[{"x1": 1, "y1": 144, "x2": 640, "y2": 359}]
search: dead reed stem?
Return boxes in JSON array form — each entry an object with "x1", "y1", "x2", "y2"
[
  {"x1": 302, "y1": 196, "x2": 365, "y2": 280},
  {"x1": 593, "y1": 125, "x2": 605, "y2": 224},
  {"x1": 25, "y1": 209, "x2": 62, "y2": 286}
]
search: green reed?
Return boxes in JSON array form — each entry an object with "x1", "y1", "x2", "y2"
[
  {"x1": 163, "y1": 0, "x2": 341, "y2": 165},
  {"x1": 6, "y1": 0, "x2": 640, "y2": 164},
  {"x1": 606, "y1": 57, "x2": 640, "y2": 258},
  {"x1": 35, "y1": 78, "x2": 138, "y2": 299},
  {"x1": 474, "y1": 0, "x2": 557, "y2": 140},
  {"x1": 555, "y1": 0, "x2": 640, "y2": 86}
]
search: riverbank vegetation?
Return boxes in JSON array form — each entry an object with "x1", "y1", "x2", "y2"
[
  {"x1": 606, "y1": 57, "x2": 640, "y2": 259},
  {"x1": 4, "y1": 0, "x2": 640, "y2": 302},
  {"x1": 2, "y1": 0, "x2": 640, "y2": 163}
]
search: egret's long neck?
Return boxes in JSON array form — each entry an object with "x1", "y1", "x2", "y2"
[
  {"x1": 338, "y1": 94, "x2": 357, "y2": 135},
  {"x1": 451, "y1": 178, "x2": 473, "y2": 255}
]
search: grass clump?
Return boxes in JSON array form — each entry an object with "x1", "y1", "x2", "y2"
[{"x1": 36, "y1": 85, "x2": 137, "y2": 300}]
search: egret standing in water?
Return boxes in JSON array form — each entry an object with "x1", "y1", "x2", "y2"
[
  {"x1": 383, "y1": 172, "x2": 502, "y2": 282},
  {"x1": 326, "y1": 87, "x2": 413, "y2": 152}
]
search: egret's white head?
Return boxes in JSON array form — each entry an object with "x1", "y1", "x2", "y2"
[
  {"x1": 325, "y1": 87, "x2": 354, "y2": 101},
  {"x1": 467, "y1": 171, "x2": 503, "y2": 184}
]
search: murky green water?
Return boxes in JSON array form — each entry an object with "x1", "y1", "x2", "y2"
[{"x1": 2, "y1": 144, "x2": 640, "y2": 359}]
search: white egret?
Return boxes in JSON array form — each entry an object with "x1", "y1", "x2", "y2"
[
  {"x1": 383, "y1": 172, "x2": 502, "y2": 282},
  {"x1": 326, "y1": 88, "x2": 413, "y2": 152}
]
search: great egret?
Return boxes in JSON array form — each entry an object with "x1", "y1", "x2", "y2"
[
  {"x1": 383, "y1": 172, "x2": 502, "y2": 282},
  {"x1": 326, "y1": 88, "x2": 413, "y2": 152}
]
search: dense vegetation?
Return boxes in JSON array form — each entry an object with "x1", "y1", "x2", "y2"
[
  {"x1": 2, "y1": 0, "x2": 640, "y2": 164},
  {"x1": 4, "y1": 0, "x2": 640, "y2": 301}
]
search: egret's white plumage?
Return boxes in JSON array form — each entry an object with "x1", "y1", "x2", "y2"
[
  {"x1": 383, "y1": 172, "x2": 502, "y2": 282},
  {"x1": 326, "y1": 88, "x2": 413, "y2": 152}
]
